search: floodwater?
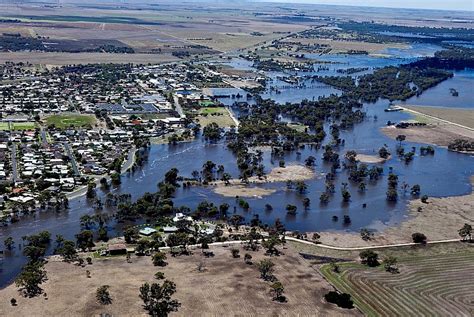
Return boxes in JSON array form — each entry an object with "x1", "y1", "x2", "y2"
[
  {"x1": 401, "y1": 69, "x2": 474, "y2": 108},
  {"x1": 1, "y1": 45, "x2": 473, "y2": 287}
]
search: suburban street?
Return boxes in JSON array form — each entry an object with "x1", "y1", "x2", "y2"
[
  {"x1": 173, "y1": 95, "x2": 186, "y2": 118},
  {"x1": 63, "y1": 142, "x2": 81, "y2": 176},
  {"x1": 10, "y1": 143, "x2": 18, "y2": 184}
]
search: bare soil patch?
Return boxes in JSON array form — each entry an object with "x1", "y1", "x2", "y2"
[
  {"x1": 381, "y1": 124, "x2": 474, "y2": 148},
  {"x1": 0, "y1": 245, "x2": 358, "y2": 316},
  {"x1": 355, "y1": 154, "x2": 389, "y2": 164},
  {"x1": 260, "y1": 164, "x2": 315, "y2": 183},
  {"x1": 381, "y1": 106, "x2": 474, "y2": 148},
  {"x1": 213, "y1": 185, "x2": 277, "y2": 198}
]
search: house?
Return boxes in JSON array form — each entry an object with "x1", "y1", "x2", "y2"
[
  {"x1": 108, "y1": 243, "x2": 128, "y2": 255},
  {"x1": 173, "y1": 213, "x2": 193, "y2": 223},
  {"x1": 163, "y1": 226, "x2": 179, "y2": 233},
  {"x1": 139, "y1": 227, "x2": 157, "y2": 236}
]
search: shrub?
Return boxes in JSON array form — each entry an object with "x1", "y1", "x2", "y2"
[{"x1": 324, "y1": 291, "x2": 354, "y2": 309}]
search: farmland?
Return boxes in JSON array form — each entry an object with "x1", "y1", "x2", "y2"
[
  {"x1": 45, "y1": 114, "x2": 96, "y2": 129},
  {"x1": 321, "y1": 250, "x2": 474, "y2": 316}
]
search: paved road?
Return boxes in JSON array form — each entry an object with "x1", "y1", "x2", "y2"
[
  {"x1": 40, "y1": 126, "x2": 49, "y2": 148},
  {"x1": 121, "y1": 146, "x2": 136, "y2": 174},
  {"x1": 63, "y1": 142, "x2": 81, "y2": 176},
  {"x1": 10, "y1": 143, "x2": 18, "y2": 184},
  {"x1": 173, "y1": 95, "x2": 186, "y2": 118}
]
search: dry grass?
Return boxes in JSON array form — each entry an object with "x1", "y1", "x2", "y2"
[
  {"x1": 402, "y1": 105, "x2": 474, "y2": 129},
  {"x1": 194, "y1": 107, "x2": 236, "y2": 128},
  {"x1": 0, "y1": 245, "x2": 358, "y2": 316}
]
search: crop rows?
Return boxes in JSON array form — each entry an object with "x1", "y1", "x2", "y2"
[{"x1": 322, "y1": 252, "x2": 474, "y2": 316}]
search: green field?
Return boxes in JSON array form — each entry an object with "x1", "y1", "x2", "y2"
[
  {"x1": 199, "y1": 100, "x2": 217, "y2": 107},
  {"x1": 0, "y1": 121, "x2": 36, "y2": 131},
  {"x1": 46, "y1": 114, "x2": 96, "y2": 129},
  {"x1": 321, "y1": 251, "x2": 474, "y2": 316},
  {"x1": 196, "y1": 107, "x2": 235, "y2": 127},
  {"x1": 12, "y1": 122, "x2": 36, "y2": 130},
  {"x1": 0, "y1": 122, "x2": 9, "y2": 131}
]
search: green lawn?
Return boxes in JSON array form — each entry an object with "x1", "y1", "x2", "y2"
[
  {"x1": 46, "y1": 114, "x2": 96, "y2": 129},
  {"x1": 199, "y1": 107, "x2": 224, "y2": 114},
  {"x1": 0, "y1": 122, "x2": 9, "y2": 131},
  {"x1": 12, "y1": 122, "x2": 36, "y2": 130},
  {"x1": 199, "y1": 100, "x2": 216, "y2": 107},
  {"x1": 0, "y1": 122, "x2": 36, "y2": 131},
  {"x1": 196, "y1": 107, "x2": 235, "y2": 127}
]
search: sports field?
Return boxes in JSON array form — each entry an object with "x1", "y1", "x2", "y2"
[
  {"x1": 195, "y1": 107, "x2": 236, "y2": 127},
  {"x1": 0, "y1": 121, "x2": 36, "y2": 130},
  {"x1": 321, "y1": 251, "x2": 474, "y2": 316},
  {"x1": 12, "y1": 122, "x2": 36, "y2": 130},
  {"x1": 45, "y1": 114, "x2": 96, "y2": 129},
  {"x1": 0, "y1": 122, "x2": 9, "y2": 131}
]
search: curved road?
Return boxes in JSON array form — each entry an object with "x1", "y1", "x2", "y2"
[{"x1": 157, "y1": 235, "x2": 462, "y2": 252}]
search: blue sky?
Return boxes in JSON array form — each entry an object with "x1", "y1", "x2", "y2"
[{"x1": 259, "y1": 0, "x2": 474, "y2": 11}]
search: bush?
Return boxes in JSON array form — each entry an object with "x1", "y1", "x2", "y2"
[
  {"x1": 359, "y1": 250, "x2": 379, "y2": 267},
  {"x1": 96, "y1": 285, "x2": 112, "y2": 305},
  {"x1": 231, "y1": 248, "x2": 240, "y2": 258},
  {"x1": 324, "y1": 291, "x2": 354, "y2": 309},
  {"x1": 152, "y1": 252, "x2": 167, "y2": 266},
  {"x1": 412, "y1": 232, "x2": 427, "y2": 244}
]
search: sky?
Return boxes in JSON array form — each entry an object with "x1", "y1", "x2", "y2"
[{"x1": 258, "y1": 0, "x2": 474, "y2": 11}]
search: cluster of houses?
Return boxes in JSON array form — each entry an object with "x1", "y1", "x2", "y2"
[
  {"x1": 0, "y1": 78, "x2": 72, "y2": 114},
  {"x1": 0, "y1": 141, "x2": 10, "y2": 181},
  {"x1": 138, "y1": 213, "x2": 216, "y2": 237},
  {"x1": 0, "y1": 62, "x2": 44, "y2": 81},
  {"x1": 17, "y1": 141, "x2": 76, "y2": 191},
  {"x1": 49, "y1": 129, "x2": 134, "y2": 176}
]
